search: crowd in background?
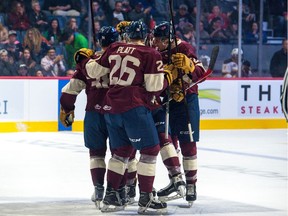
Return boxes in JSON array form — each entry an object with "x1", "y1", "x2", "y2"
[{"x1": 0, "y1": 0, "x2": 287, "y2": 77}]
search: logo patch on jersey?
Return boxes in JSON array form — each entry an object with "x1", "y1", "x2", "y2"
[
  {"x1": 94, "y1": 104, "x2": 101, "y2": 110},
  {"x1": 129, "y1": 137, "x2": 141, "y2": 142},
  {"x1": 155, "y1": 121, "x2": 165, "y2": 126},
  {"x1": 103, "y1": 105, "x2": 112, "y2": 111}
]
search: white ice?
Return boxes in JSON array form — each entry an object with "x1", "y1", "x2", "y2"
[{"x1": 0, "y1": 129, "x2": 287, "y2": 216}]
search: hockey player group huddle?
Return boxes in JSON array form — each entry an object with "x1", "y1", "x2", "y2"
[{"x1": 60, "y1": 20, "x2": 206, "y2": 214}]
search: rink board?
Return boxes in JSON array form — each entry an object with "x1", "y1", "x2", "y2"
[{"x1": 0, "y1": 78, "x2": 286, "y2": 132}]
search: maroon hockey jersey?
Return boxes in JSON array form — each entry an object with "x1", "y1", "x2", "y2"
[
  {"x1": 84, "y1": 41, "x2": 169, "y2": 114},
  {"x1": 60, "y1": 52, "x2": 108, "y2": 113}
]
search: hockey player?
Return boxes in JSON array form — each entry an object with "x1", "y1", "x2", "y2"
[
  {"x1": 222, "y1": 48, "x2": 252, "y2": 78},
  {"x1": 83, "y1": 20, "x2": 172, "y2": 214},
  {"x1": 115, "y1": 20, "x2": 186, "y2": 204},
  {"x1": 59, "y1": 26, "x2": 120, "y2": 209},
  {"x1": 152, "y1": 21, "x2": 206, "y2": 206}
]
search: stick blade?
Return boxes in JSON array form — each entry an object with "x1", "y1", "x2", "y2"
[{"x1": 208, "y1": 45, "x2": 220, "y2": 71}]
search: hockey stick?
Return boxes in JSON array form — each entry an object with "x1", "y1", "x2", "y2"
[
  {"x1": 185, "y1": 45, "x2": 219, "y2": 91},
  {"x1": 164, "y1": 21, "x2": 173, "y2": 139},
  {"x1": 89, "y1": 0, "x2": 97, "y2": 49},
  {"x1": 168, "y1": 0, "x2": 194, "y2": 142}
]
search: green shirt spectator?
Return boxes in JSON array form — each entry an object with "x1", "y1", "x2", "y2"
[{"x1": 62, "y1": 30, "x2": 88, "y2": 69}]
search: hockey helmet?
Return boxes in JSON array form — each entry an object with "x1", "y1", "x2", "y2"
[
  {"x1": 231, "y1": 48, "x2": 243, "y2": 56},
  {"x1": 126, "y1": 20, "x2": 147, "y2": 40},
  {"x1": 98, "y1": 26, "x2": 119, "y2": 47},
  {"x1": 152, "y1": 21, "x2": 170, "y2": 38}
]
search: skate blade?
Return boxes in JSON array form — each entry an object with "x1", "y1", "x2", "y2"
[
  {"x1": 101, "y1": 204, "x2": 125, "y2": 212},
  {"x1": 138, "y1": 207, "x2": 168, "y2": 215},
  {"x1": 188, "y1": 201, "x2": 194, "y2": 208},
  {"x1": 158, "y1": 194, "x2": 185, "y2": 202},
  {"x1": 94, "y1": 200, "x2": 102, "y2": 210},
  {"x1": 158, "y1": 190, "x2": 185, "y2": 202}
]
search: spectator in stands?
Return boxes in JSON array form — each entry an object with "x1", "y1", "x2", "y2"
[
  {"x1": 181, "y1": 23, "x2": 196, "y2": 49},
  {"x1": 230, "y1": 2, "x2": 256, "y2": 33},
  {"x1": 92, "y1": 0, "x2": 108, "y2": 26},
  {"x1": 17, "y1": 48, "x2": 38, "y2": 76},
  {"x1": 79, "y1": 16, "x2": 102, "y2": 45},
  {"x1": 244, "y1": 21, "x2": 267, "y2": 44},
  {"x1": 181, "y1": 22, "x2": 208, "y2": 50},
  {"x1": 188, "y1": 5, "x2": 210, "y2": 32},
  {"x1": 174, "y1": 4, "x2": 193, "y2": 31},
  {"x1": 241, "y1": 60, "x2": 252, "y2": 77},
  {"x1": 79, "y1": 0, "x2": 107, "y2": 36},
  {"x1": 16, "y1": 63, "x2": 31, "y2": 76},
  {"x1": 65, "y1": 68, "x2": 75, "y2": 77},
  {"x1": 7, "y1": 1, "x2": 30, "y2": 31},
  {"x1": 43, "y1": 0, "x2": 80, "y2": 17},
  {"x1": 92, "y1": 20, "x2": 102, "y2": 50},
  {"x1": 226, "y1": 21, "x2": 238, "y2": 43},
  {"x1": 0, "y1": 49, "x2": 17, "y2": 76},
  {"x1": 208, "y1": 17, "x2": 230, "y2": 44},
  {"x1": 122, "y1": 0, "x2": 132, "y2": 15},
  {"x1": 207, "y1": 4, "x2": 230, "y2": 30},
  {"x1": 41, "y1": 47, "x2": 66, "y2": 76},
  {"x1": 23, "y1": 27, "x2": 51, "y2": 64},
  {"x1": 270, "y1": 38, "x2": 288, "y2": 77},
  {"x1": 127, "y1": 2, "x2": 150, "y2": 26},
  {"x1": 111, "y1": 1, "x2": 125, "y2": 24},
  {"x1": 28, "y1": 0, "x2": 48, "y2": 33},
  {"x1": 9, "y1": 0, "x2": 33, "y2": 14},
  {"x1": 4, "y1": 30, "x2": 23, "y2": 61},
  {"x1": 222, "y1": 48, "x2": 252, "y2": 78},
  {"x1": 43, "y1": 18, "x2": 63, "y2": 46},
  {"x1": 61, "y1": 29, "x2": 88, "y2": 69},
  {"x1": 199, "y1": 20, "x2": 210, "y2": 44},
  {"x1": 0, "y1": 23, "x2": 9, "y2": 48},
  {"x1": 65, "y1": 17, "x2": 79, "y2": 33},
  {"x1": 35, "y1": 68, "x2": 44, "y2": 76}
]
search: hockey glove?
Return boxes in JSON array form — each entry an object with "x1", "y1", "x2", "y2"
[
  {"x1": 74, "y1": 48, "x2": 94, "y2": 64},
  {"x1": 60, "y1": 107, "x2": 75, "y2": 127},
  {"x1": 170, "y1": 80, "x2": 184, "y2": 102},
  {"x1": 116, "y1": 21, "x2": 131, "y2": 34},
  {"x1": 172, "y1": 53, "x2": 195, "y2": 74},
  {"x1": 164, "y1": 63, "x2": 178, "y2": 81}
]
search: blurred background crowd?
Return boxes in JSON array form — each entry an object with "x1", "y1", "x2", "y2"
[{"x1": 0, "y1": 0, "x2": 287, "y2": 77}]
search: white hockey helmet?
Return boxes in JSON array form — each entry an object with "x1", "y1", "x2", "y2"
[{"x1": 231, "y1": 48, "x2": 243, "y2": 56}]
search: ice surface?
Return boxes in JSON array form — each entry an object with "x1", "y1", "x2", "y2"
[{"x1": 0, "y1": 129, "x2": 287, "y2": 215}]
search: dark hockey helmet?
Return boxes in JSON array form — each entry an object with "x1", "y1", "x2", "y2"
[
  {"x1": 98, "y1": 26, "x2": 119, "y2": 47},
  {"x1": 152, "y1": 21, "x2": 170, "y2": 38},
  {"x1": 126, "y1": 20, "x2": 147, "y2": 40}
]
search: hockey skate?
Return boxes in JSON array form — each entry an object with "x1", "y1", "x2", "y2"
[
  {"x1": 138, "y1": 191, "x2": 167, "y2": 215},
  {"x1": 101, "y1": 187, "x2": 125, "y2": 212},
  {"x1": 186, "y1": 184, "x2": 197, "y2": 207},
  {"x1": 91, "y1": 184, "x2": 104, "y2": 209},
  {"x1": 126, "y1": 182, "x2": 137, "y2": 205},
  {"x1": 157, "y1": 174, "x2": 186, "y2": 202},
  {"x1": 118, "y1": 186, "x2": 129, "y2": 206}
]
